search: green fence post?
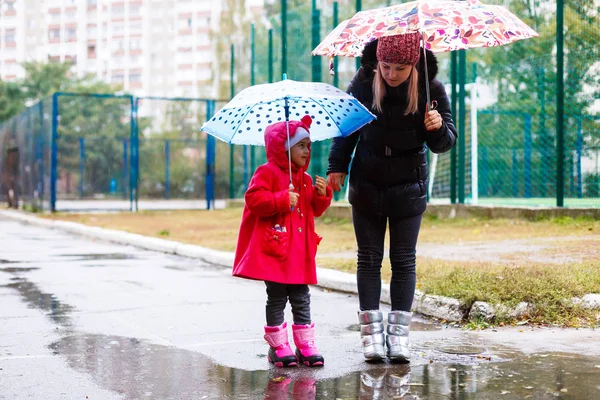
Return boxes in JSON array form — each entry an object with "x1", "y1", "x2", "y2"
[
  {"x1": 556, "y1": 0, "x2": 565, "y2": 207},
  {"x1": 311, "y1": 0, "x2": 323, "y2": 178},
  {"x1": 458, "y1": 49, "x2": 466, "y2": 204},
  {"x1": 268, "y1": 29, "x2": 274, "y2": 83},
  {"x1": 355, "y1": 0, "x2": 362, "y2": 71},
  {"x1": 281, "y1": 0, "x2": 287, "y2": 77},
  {"x1": 229, "y1": 44, "x2": 235, "y2": 199},
  {"x1": 250, "y1": 23, "x2": 256, "y2": 176},
  {"x1": 333, "y1": 1, "x2": 339, "y2": 88},
  {"x1": 450, "y1": 52, "x2": 457, "y2": 204}
]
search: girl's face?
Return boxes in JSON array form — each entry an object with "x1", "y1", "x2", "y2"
[
  {"x1": 379, "y1": 62, "x2": 412, "y2": 87},
  {"x1": 290, "y1": 138, "x2": 310, "y2": 167}
]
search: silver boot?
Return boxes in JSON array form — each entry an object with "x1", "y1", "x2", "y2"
[
  {"x1": 386, "y1": 311, "x2": 412, "y2": 362},
  {"x1": 358, "y1": 310, "x2": 386, "y2": 361}
]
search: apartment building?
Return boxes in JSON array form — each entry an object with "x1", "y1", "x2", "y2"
[{"x1": 0, "y1": 0, "x2": 235, "y2": 98}]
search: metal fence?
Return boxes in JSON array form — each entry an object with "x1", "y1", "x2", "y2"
[
  {"x1": 0, "y1": 93, "x2": 227, "y2": 212},
  {"x1": 224, "y1": 0, "x2": 599, "y2": 208}
]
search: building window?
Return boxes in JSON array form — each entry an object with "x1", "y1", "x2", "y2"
[
  {"x1": 130, "y1": 39, "x2": 142, "y2": 50},
  {"x1": 111, "y1": 4, "x2": 124, "y2": 17},
  {"x1": 111, "y1": 73, "x2": 124, "y2": 83},
  {"x1": 129, "y1": 4, "x2": 141, "y2": 16},
  {"x1": 88, "y1": 0, "x2": 97, "y2": 5},
  {"x1": 130, "y1": 72, "x2": 141, "y2": 83},
  {"x1": 112, "y1": 23, "x2": 125, "y2": 35},
  {"x1": 87, "y1": 45, "x2": 96, "y2": 58},
  {"x1": 130, "y1": 21, "x2": 142, "y2": 33},
  {"x1": 50, "y1": 11, "x2": 61, "y2": 22},
  {"x1": 49, "y1": 29, "x2": 61, "y2": 40},
  {"x1": 67, "y1": 27, "x2": 77, "y2": 41},
  {"x1": 4, "y1": 29, "x2": 16, "y2": 44}
]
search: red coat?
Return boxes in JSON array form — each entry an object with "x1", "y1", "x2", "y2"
[{"x1": 233, "y1": 120, "x2": 333, "y2": 285}]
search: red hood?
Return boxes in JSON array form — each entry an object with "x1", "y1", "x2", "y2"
[{"x1": 264, "y1": 118, "x2": 312, "y2": 173}]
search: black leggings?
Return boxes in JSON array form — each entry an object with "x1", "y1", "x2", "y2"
[
  {"x1": 352, "y1": 207, "x2": 422, "y2": 312},
  {"x1": 264, "y1": 281, "x2": 311, "y2": 326}
]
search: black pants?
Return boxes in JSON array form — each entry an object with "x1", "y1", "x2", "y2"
[
  {"x1": 265, "y1": 281, "x2": 311, "y2": 326},
  {"x1": 352, "y1": 207, "x2": 423, "y2": 312}
]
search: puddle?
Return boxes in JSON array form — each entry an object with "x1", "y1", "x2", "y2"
[
  {"x1": 435, "y1": 343, "x2": 487, "y2": 355},
  {"x1": 49, "y1": 332, "x2": 600, "y2": 400},
  {"x1": 58, "y1": 253, "x2": 139, "y2": 261},
  {"x1": 3, "y1": 277, "x2": 74, "y2": 326},
  {"x1": 0, "y1": 267, "x2": 39, "y2": 273}
]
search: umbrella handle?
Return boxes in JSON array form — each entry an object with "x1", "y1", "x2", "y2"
[{"x1": 421, "y1": 31, "x2": 432, "y2": 108}]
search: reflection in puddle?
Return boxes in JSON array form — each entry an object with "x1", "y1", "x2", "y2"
[
  {"x1": 58, "y1": 253, "x2": 139, "y2": 261},
  {"x1": 2, "y1": 277, "x2": 73, "y2": 326},
  {"x1": 0, "y1": 267, "x2": 39, "y2": 273}
]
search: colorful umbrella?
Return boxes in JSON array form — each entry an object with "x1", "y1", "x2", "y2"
[
  {"x1": 200, "y1": 78, "x2": 376, "y2": 184},
  {"x1": 312, "y1": 0, "x2": 537, "y2": 106},
  {"x1": 312, "y1": 0, "x2": 538, "y2": 58}
]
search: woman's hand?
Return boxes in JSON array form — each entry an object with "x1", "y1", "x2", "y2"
[
  {"x1": 424, "y1": 106, "x2": 443, "y2": 131},
  {"x1": 314, "y1": 175, "x2": 327, "y2": 197},
  {"x1": 327, "y1": 173, "x2": 346, "y2": 192}
]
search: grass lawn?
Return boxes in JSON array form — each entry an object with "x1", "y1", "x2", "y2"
[{"x1": 42, "y1": 208, "x2": 600, "y2": 327}]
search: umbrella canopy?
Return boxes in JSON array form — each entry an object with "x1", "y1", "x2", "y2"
[
  {"x1": 312, "y1": 0, "x2": 538, "y2": 58},
  {"x1": 200, "y1": 79, "x2": 376, "y2": 146}
]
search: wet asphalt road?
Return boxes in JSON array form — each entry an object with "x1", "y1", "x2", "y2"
[{"x1": 1, "y1": 218, "x2": 599, "y2": 399}]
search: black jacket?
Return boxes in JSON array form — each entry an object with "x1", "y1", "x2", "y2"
[{"x1": 327, "y1": 43, "x2": 457, "y2": 217}]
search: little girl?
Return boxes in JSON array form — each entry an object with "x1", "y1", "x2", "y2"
[{"x1": 233, "y1": 115, "x2": 332, "y2": 367}]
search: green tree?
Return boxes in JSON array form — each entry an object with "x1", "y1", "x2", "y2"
[{"x1": 0, "y1": 80, "x2": 25, "y2": 122}]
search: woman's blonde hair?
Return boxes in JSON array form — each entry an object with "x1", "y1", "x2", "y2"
[{"x1": 372, "y1": 63, "x2": 419, "y2": 115}]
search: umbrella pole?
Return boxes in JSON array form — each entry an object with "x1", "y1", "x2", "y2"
[
  {"x1": 421, "y1": 31, "x2": 431, "y2": 108},
  {"x1": 284, "y1": 97, "x2": 293, "y2": 187}
]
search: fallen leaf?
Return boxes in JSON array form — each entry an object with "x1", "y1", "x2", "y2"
[
  {"x1": 501, "y1": 390, "x2": 510, "y2": 395},
  {"x1": 561, "y1": 389, "x2": 568, "y2": 393},
  {"x1": 519, "y1": 329, "x2": 524, "y2": 332},
  {"x1": 524, "y1": 386, "x2": 533, "y2": 389},
  {"x1": 516, "y1": 320, "x2": 529, "y2": 326}
]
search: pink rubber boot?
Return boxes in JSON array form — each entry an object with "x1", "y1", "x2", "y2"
[
  {"x1": 292, "y1": 323, "x2": 324, "y2": 367},
  {"x1": 264, "y1": 322, "x2": 298, "y2": 367}
]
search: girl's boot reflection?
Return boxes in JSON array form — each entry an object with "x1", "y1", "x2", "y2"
[
  {"x1": 292, "y1": 378, "x2": 316, "y2": 399},
  {"x1": 264, "y1": 376, "x2": 291, "y2": 400},
  {"x1": 360, "y1": 368, "x2": 387, "y2": 399},
  {"x1": 360, "y1": 366, "x2": 414, "y2": 399}
]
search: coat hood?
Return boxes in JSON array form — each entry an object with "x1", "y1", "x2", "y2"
[
  {"x1": 359, "y1": 38, "x2": 439, "y2": 84},
  {"x1": 264, "y1": 115, "x2": 312, "y2": 172}
]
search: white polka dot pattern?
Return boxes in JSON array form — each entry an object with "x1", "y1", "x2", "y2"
[{"x1": 200, "y1": 79, "x2": 376, "y2": 145}]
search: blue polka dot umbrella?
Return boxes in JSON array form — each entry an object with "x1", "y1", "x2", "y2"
[{"x1": 200, "y1": 78, "x2": 376, "y2": 146}]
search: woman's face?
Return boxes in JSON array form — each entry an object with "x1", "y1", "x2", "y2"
[{"x1": 379, "y1": 62, "x2": 412, "y2": 87}]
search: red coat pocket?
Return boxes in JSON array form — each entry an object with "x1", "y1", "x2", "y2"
[{"x1": 262, "y1": 227, "x2": 290, "y2": 259}]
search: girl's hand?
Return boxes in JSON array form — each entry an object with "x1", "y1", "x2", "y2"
[
  {"x1": 314, "y1": 175, "x2": 327, "y2": 197},
  {"x1": 327, "y1": 173, "x2": 346, "y2": 192},
  {"x1": 424, "y1": 105, "x2": 443, "y2": 131},
  {"x1": 289, "y1": 186, "x2": 299, "y2": 208}
]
